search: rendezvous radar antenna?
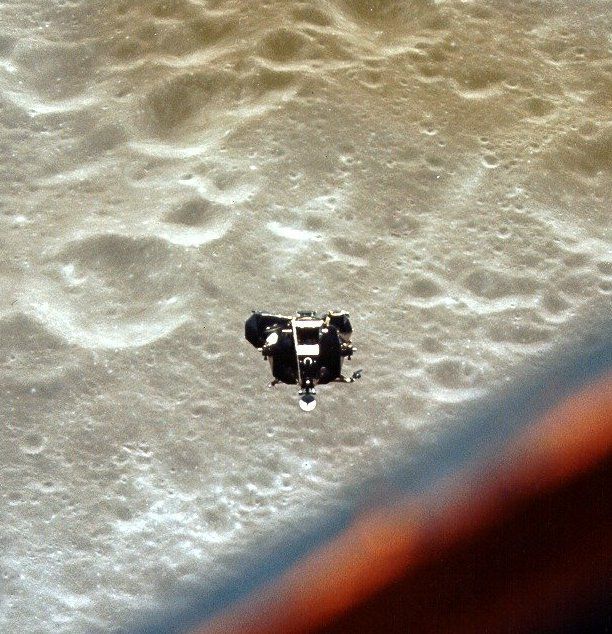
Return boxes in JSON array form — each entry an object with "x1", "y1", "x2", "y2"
[{"x1": 245, "y1": 310, "x2": 362, "y2": 411}]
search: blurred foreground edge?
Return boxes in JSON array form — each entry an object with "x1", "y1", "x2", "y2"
[{"x1": 191, "y1": 356, "x2": 611, "y2": 633}]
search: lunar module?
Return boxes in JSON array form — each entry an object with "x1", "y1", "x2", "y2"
[{"x1": 245, "y1": 310, "x2": 362, "y2": 411}]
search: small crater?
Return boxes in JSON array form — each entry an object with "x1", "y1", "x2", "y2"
[
  {"x1": 144, "y1": 69, "x2": 230, "y2": 133},
  {"x1": 0, "y1": 35, "x2": 16, "y2": 56},
  {"x1": 559, "y1": 272, "x2": 598, "y2": 297},
  {"x1": 523, "y1": 97, "x2": 555, "y2": 117},
  {"x1": 164, "y1": 198, "x2": 222, "y2": 227},
  {"x1": 157, "y1": 194, "x2": 234, "y2": 247},
  {"x1": 547, "y1": 128, "x2": 612, "y2": 177},
  {"x1": 417, "y1": 63, "x2": 443, "y2": 79},
  {"x1": 457, "y1": 66, "x2": 505, "y2": 91},
  {"x1": 115, "y1": 503, "x2": 133, "y2": 521},
  {"x1": 426, "y1": 155, "x2": 444, "y2": 170},
  {"x1": 429, "y1": 359, "x2": 481, "y2": 389},
  {"x1": 540, "y1": 292, "x2": 571, "y2": 314},
  {"x1": 191, "y1": 403, "x2": 209, "y2": 417},
  {"x1": 13, "y1": 40, "x2": 96, "y2": 100},
  {"x1": 249, "y1": 66, "x2": 296, "y2": 95},
  {"x1": 358, "y1": 69, "x2": 383, "y2": 89},
  {"x1": 482, "y1": 154, "x2": 500, "y2": 168},
  {"x1": 421, "y1": 336, "x2": 444, "y2": 353},
  {"x1": 40, "y1": 481, "x2": 56, "y2": 493},
  {"x1": 406, "y1": 275, "x2": 442, "y2": 299},
  {"x1": 388, "y1": 210, "x2": 420, "y2": 235},
  {"x1": 599, "y1": 280, "x2": 611, "y2": 294},
  {"x1": 461, "y1": 268, "x2": 512, "y2": 299},
  {"x1": 7, "y1": 491, "x2": 24, "y2": 505},
  {"x1": 420, "y1": 123, "x2": 438, "y2": 136},
  {"x1": 292, "y1": 6, "x2": 333, "y2": 27},
  {"x1": 563, "y1": 252, "x2": 590, "y2": 267},
  {"x1": 257, "y1": 28, "x2": 311, "y2": 63},
  {"x1": 596, "y1": 260, "x2": 612, "y2": 276},
  {"x1": 22, "y1": 432, "x2": 45, "y2": 455},
  {"x1": 331, "y1": 237, "x2": 369, "y2": 259},
  {"x1": 83, "y1": 123, "x2": 127, "y2": 155}
]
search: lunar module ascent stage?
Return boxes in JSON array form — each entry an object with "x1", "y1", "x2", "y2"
[{"x1": 245, "y1": 310, "x2": 362, "y2": 410}]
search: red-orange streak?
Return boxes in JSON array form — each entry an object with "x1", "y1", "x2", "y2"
[{"x1": 195, "y1": 374, "x2": 612, "y2": 634}]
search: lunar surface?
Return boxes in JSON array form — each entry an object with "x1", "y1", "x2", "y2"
[{"x1": 1, "y1": 0, "x2": 610, "y2": 631}]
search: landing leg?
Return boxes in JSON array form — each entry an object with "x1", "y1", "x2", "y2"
[
  {"x1": 337, "y1": 369, "x2": 363, "y2": 383},
  {"x1": 298, "y1": 384, "x2": 317, "y2": 411}
]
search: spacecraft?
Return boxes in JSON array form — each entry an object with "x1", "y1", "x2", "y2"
[{"x1": 245, "y1": 310, "x2": 362, "y2": 411}]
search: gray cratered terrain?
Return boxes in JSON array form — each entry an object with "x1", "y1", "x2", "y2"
[{"x1": 0, "y1": 0, "x2": 610, "y2": 631}]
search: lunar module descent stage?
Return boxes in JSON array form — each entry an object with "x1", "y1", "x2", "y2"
[{"x1": 245, "y1": 310, "x2": 362, "y2": 411}]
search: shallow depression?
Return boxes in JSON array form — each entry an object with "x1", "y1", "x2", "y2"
[{"x1": 27, "y1": 234, "x2": 195, "y2": 349}]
